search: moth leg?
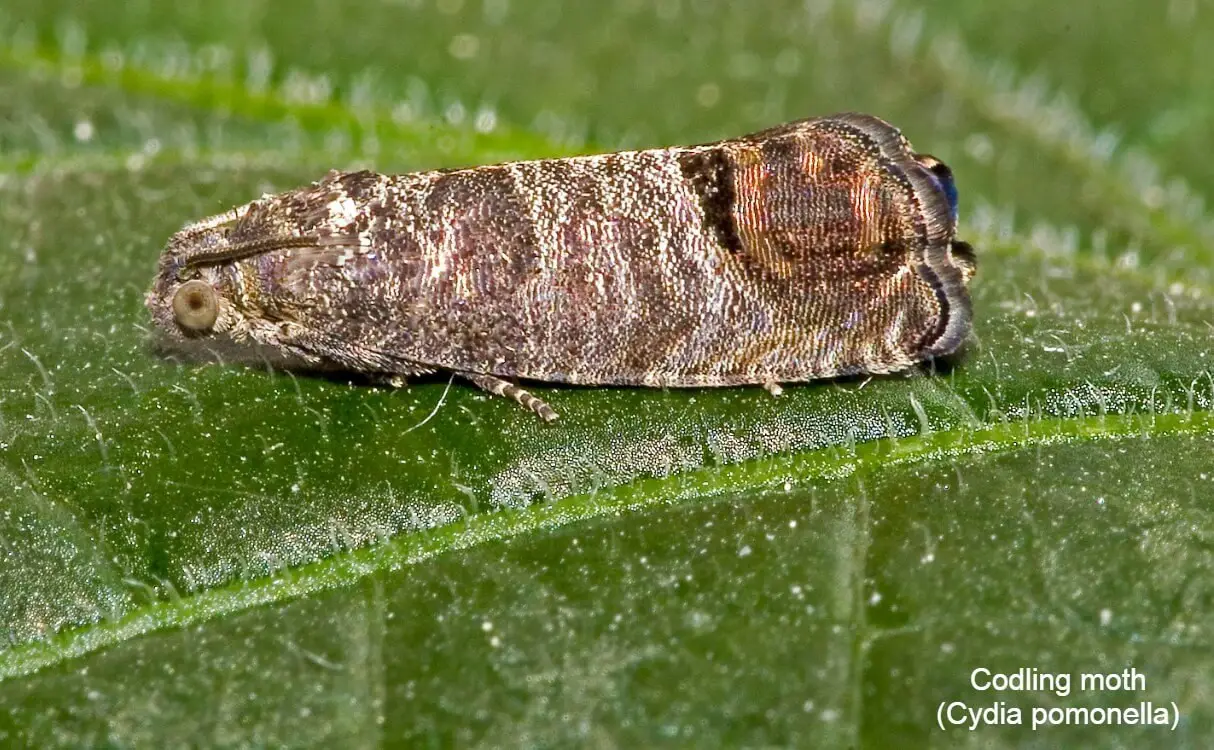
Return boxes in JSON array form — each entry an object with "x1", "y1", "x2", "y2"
[
  {"x1": 366, "y1": 368, "x2": 436, "y2": 389},
  {"x1": 462, "y1": 373, "x2": 559, "y2": 423},
  {"x1": 764, "y1": 381, "x2": 785, "y2": 397}
]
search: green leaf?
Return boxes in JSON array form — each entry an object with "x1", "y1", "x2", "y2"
[{"x1": 2, "y1": 1, "x2": 1212, "y2": 746}]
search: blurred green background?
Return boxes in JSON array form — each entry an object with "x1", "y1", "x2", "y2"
[{"x1": 2, "y1": 0, "x2": 1213, "y2": 746}]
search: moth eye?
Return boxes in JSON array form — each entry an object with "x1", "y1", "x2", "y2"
[{"x1": 172, "y1": 279, "x2": 219, "y2": 332}]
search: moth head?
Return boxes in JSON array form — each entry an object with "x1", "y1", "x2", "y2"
[
  {"x1": 145, "y1": 187, "x2": 366, "y2": 369},
  {"x1": 145, "y1": 204, "x2": 308, "y2": 367},
  {"x1": 145, "y1": 221, "x2": 251, "y2": 352}
]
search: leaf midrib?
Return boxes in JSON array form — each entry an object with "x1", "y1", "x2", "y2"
[{"x1": 3, "y1": 410, "x2": 1213, "y2": 680}]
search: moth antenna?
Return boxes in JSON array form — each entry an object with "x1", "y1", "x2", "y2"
[{"x1": 180, "y1": 234, "x2": 363, "y2": 270}]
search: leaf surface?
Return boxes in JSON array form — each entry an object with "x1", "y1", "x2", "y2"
[{"x1": 1, "y1": 1, "x2": 1212, "y2": 746}]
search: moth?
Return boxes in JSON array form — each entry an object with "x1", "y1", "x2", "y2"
[{"x1": 146, "y1": 113, "x2": 976, "y2": 421}]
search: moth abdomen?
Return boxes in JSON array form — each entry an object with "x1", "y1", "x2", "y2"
[{"x1": 147, "y1": 113, "x2": 976, "y2": 421}]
